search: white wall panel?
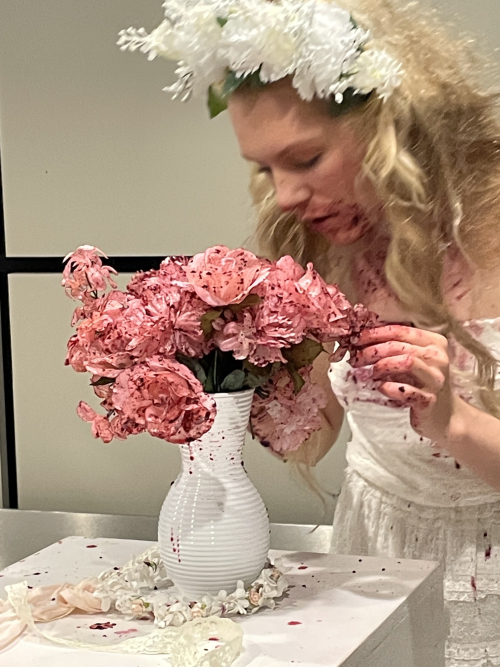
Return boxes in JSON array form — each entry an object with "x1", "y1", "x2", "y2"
[{"x1": 0, "y1": 1, "x2": 252, "y2": 257}]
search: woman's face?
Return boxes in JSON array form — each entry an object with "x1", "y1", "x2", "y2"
[{"x1": 228, "y1": 80, "x2": 382, "y2": 246}]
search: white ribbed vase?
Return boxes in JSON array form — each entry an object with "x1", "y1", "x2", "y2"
[{"x1": 158, "y1": 389, "x2": 270, "y2": 597}]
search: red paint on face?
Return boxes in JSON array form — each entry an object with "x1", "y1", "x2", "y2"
[{"x1": 228, "y1": 80, "x2": 382, "y2": 248}]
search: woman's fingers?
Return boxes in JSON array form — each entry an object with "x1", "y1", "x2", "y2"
[
  {"x1": 370, "y1": 354, "x2": 446, "y2": 393},
  {"x1": 350, "y1": 341, "x2": 448, "y2": 368},
  {"x1": 378, "y1": 381, "x2": 437, "y2": 409},
  {"x1": 356, "y1": 325, "x2": 447, "y2": 351}
]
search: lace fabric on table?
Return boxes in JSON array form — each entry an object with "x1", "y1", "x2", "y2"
[{"x1": 6, "y1": 580, "x2": 243, "y2": 667}]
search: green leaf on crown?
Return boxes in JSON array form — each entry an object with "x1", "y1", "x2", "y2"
[
  {"x1": 216, "y1": 16, "x2": 228, "y2": 28},
  {"x1": 329, "y1": 88, "x2": 372, "y2": 118},
  {"x1": 208, "y1": 86, "x2": 228, "y2": 119}
]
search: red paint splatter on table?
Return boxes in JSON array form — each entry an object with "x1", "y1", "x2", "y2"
[
  {"x1": 115, "y1": 629, "x2": 138, "y2": 637},
  {"x1": 486, "y1": 545, "x2": 492, "y2": 560},
  {"x1": 90, "y1": 622, "x2": 116, "y2": 630},
  {"x1": 298, "y1": 566, "x2": 308, "y2": 570},
  {"x1": 209, "y1": 637, "x2": 219, "y2": 641},
  {"x1": 86, "y1": 545, "x2": 98, "y2": 549},
  {"x1": 288, "y1": 621, "x2": 302, "y2": 626}
]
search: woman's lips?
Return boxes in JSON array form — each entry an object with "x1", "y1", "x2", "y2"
[
  {"x1": 309, "y1": 215, "x2": 338, "y2": 232},
  {"x1": 307, "y1": 210, "x2": 372, "y2": 244}
]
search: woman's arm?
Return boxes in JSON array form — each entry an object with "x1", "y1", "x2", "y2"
[
  {"x1": 439, "y1": 398, "x2": 500, "y2": 491},
  {"x1": 353, "y1": 324, "x2": 500, "y2": 491},
  {"x1": 284, "y1": 346, "x2": 345, "y2": 466}
]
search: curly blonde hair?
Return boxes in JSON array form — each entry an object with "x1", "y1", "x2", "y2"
[{"x1": 248, "y1": 0, "x2": 500, "y2": 422}]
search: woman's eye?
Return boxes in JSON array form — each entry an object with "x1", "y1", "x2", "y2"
[{"x1": 294, "y1": 155, "x2": 322, "y2": 170}]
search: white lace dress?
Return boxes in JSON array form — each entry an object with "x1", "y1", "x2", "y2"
[{"x1": 329, "y1": 318, "x2": 500, "y2": 667}]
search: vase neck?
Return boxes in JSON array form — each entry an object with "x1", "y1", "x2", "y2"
[{"x1": 179, "y1": 390, "x2": 254, "y2": 471}]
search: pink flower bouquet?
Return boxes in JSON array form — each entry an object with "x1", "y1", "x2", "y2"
[{"x1": 63, "y1": 245, "x2": 375, "y2": 454}]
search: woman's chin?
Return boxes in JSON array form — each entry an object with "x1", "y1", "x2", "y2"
[{"x1": 322, "y1": 223, "x2": 371, "y2": 246}]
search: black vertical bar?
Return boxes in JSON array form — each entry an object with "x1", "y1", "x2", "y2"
[{"x1": 0, "y1": 152, "x2": 18, "y2": 508}]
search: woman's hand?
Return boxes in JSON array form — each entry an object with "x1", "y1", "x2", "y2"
[{"x1": 350, "y1": 325, "x2": 455, "y2": 443}]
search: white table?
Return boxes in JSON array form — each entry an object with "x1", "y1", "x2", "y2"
[{"x1": 0, "y1": 536, "x2": 446, "y2": 666}]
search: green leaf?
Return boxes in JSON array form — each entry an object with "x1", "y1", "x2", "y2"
[
  {"x1": 207, "y1": 86, "x2": 228, "y2": 119},
  {"x1": 200, "y1": 308, "x2": 223, "y2": 338},
  {"x1": 245, "y1": 372, "x2": 267, "y2": 388},
  {"x1": 220, "y1": 369, "x2": 246, "y2": 392},
  {"x1": 243, "y1": 359, "x2": 281, "y2": 376},
  {"x1": 222, "y1": 70, "x2": 246, "y2": 97},
  {"x1": 282, "y1": 339, "x2": 323, "y2": 369},
  {"x1": 216, "y1": 16, "x2": 228, "y2": 27},
  {"x1": 90, "y1": 377, "x2": 115, "y2": 386},
  {"x1": 229, "y1": 293, "x2": 262, "y2": 313},
  {"x1": 175, "y1": 353, "x2": 207, "y2": 385},
  {"x1": 287, "y1": 365, "x2": 305, "y2": 394},
  {"x1": 223, "y1": 69, "x2": 266, "y2": 98}
]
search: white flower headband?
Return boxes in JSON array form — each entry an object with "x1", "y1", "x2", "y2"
[{"x1": 118, "y1": 0, "x2": 403, "y2": 118}]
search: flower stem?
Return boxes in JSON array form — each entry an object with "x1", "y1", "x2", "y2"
[{"x1": 214, "y1": 348, "x2": 220, "y2": 392}]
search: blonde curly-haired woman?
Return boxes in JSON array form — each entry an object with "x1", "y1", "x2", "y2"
[{"x1": 227, "y1": 2, "x2": 500, "y2": 664}]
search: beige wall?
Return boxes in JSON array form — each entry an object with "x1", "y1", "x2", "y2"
[{"x1": 1, "y1": 0, "x2": 499, "y2": 521}]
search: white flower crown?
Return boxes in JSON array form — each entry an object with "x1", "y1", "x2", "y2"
[{"x1": 118, "y1": 0, "x2": 403, "y2": 118}]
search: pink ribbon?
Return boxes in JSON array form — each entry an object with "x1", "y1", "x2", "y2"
[{"x1": 0, "y1": 579, "x2": 103, "y2": 650}]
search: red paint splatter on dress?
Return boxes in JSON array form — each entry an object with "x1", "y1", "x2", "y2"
[
  {"x1": 86, "y1": 545, "x2": 98, "y2": 549},
  {"x1": 298, "y1": 566, "x2": 308, "y2": 570},
  {"x1": 288, "y1": 621, "x2": 302, "y2": 625}
]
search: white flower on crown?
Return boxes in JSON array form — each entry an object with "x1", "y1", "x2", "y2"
[
  {"x1": 292, "y1": 2, "x2": 369, "y2": 102},
  {"x1": 350, "y1": 49, "x2": 403, "y2": 100},
  {"x1": 220, "y1": 3, "x2": 299, "y2": 82}
]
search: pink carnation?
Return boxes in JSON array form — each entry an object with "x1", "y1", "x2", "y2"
[
  {"x1": 65, "y1": 291, "x2": 162, "y2": 378},
  {"x1": 77, "y1": 402, "x2": 118, "y2": 443},
  {"x1": 185, "y1": 245, "x2": 270, "y2": 307},
  {"x1": 250, "y1": 256, "x2": 309, "y2": 358},
  {"x1": 250, "y1": 368, "x2": 327, "y2": 453},
  {"x1": 127, "y1": 262, "x2": 211, "y2": 358}
]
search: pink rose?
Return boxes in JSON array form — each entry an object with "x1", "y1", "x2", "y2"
[
  {"x1": 185, "y1": 245, "x2": 270, "y2": 307},
  {"x1": 249, "y1": 587, "x2": 263, "y2": 606},
  {"x1": 111, "y1": 357, "x2": 216, "y2": 444}
]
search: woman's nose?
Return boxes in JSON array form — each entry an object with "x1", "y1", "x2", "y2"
[{"x1": 273, "y1": 172, "x2": 312, "y2": 213}]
